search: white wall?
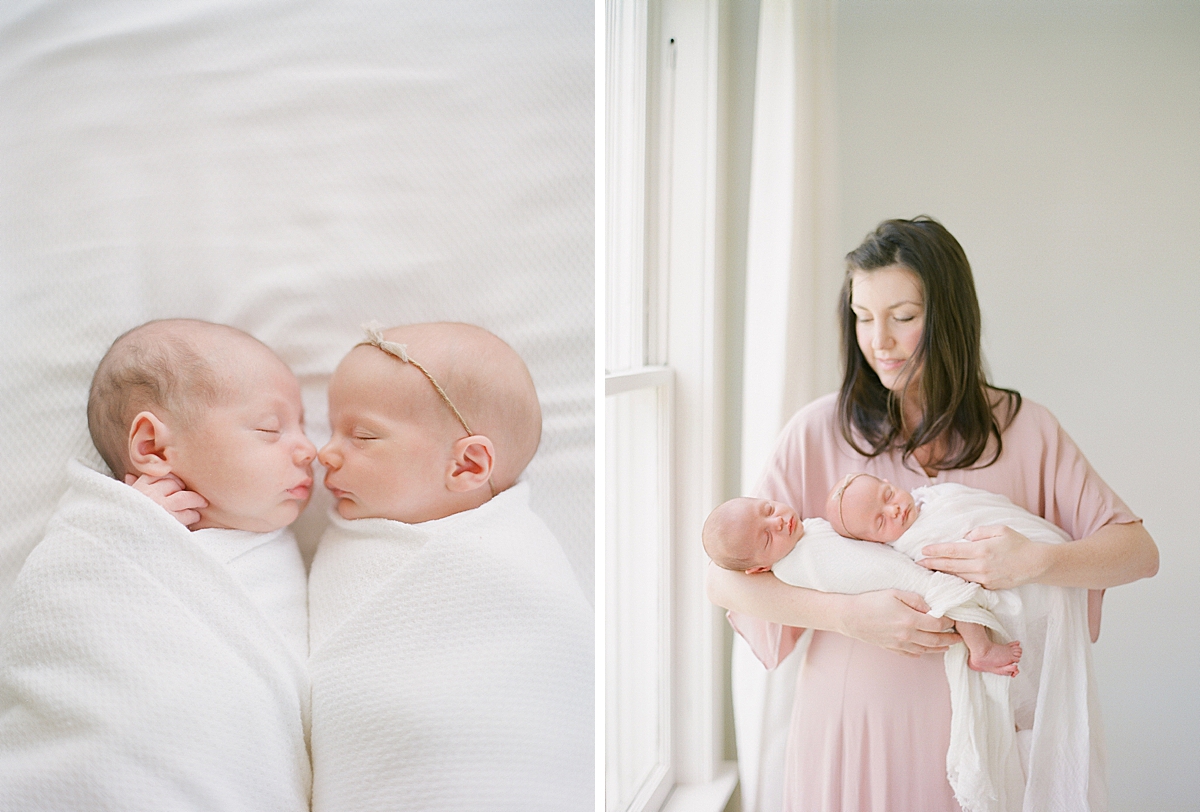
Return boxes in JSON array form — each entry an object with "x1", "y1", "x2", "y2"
[{"x1": 834, "y1": 2, "x2": 1200, "y2": 809}]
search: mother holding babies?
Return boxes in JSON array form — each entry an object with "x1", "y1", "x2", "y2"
[{"x1": 706, "y1": 216, "x2": 1158, "y2": 811}]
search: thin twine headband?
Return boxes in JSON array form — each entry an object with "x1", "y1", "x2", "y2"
[
  {"x1": 356, "y1": 321, "x2": 496, "y2": 498},
  {"x1": 830, "y1": 472, "x2": 868, "y2": 541}
]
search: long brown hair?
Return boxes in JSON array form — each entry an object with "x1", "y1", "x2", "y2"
[{"x1": 836, "y1": 216, "x2": 1021, "y2": 471}]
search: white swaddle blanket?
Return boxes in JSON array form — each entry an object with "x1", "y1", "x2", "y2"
[
  {"x1": 898, "y1": 484, "x2": 1102, "y2": 812},
  {"x1": 772, "y1": 483, "x2": 1099, "y2": 812},
  {"x1": 191, "y1": 526, "x2": 309, "y2": 663},
  {"x1": 308, "y1": 481, "x2": 593, "y2": 812},
  {"x1": 0, "y1": 460, "x2": 311, "y2": 812}
]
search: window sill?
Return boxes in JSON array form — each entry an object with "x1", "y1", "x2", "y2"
[{"x1": 660, "y1": 762, "x2": 738, "y2": 812}]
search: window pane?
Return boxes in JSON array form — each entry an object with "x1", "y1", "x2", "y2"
[{"x1": 605, "y1": 384, "x2": 671, "y2": 812}]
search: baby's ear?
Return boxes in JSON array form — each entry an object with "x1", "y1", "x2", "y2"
[
  {"x1": 447, "y1": 434, "x2": 495, "y2": 494},
  {"x1": 127, "y1": 411, "x2": 174, "y2": 478}
]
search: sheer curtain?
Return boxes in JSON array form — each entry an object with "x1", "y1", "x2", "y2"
[{"x1": 732, "y1": 1, "x2": 839, "y2": 810}]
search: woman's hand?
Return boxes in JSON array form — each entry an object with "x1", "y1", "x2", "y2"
[
  {"x1": 837, "y1": 590, "x2": 961, "y2": 657},
  {"x1": 917, "y1": 525, "x2": 1052, "y2": 590},
  {"x1": 125, "y1": 473, "x2": 208, "y2": 528}
]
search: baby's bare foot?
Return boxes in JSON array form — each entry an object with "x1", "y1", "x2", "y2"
[{"x1": 968, "y1": 640, "x2": 1022, "y2": 677}]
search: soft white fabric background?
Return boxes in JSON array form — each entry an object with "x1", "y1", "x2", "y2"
[{"x1": 0, "y1": 0, "x2": 594, "y2": 611}]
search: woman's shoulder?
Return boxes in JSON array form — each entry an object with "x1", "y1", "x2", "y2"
[
  {"x1": 773, "y1": 391, "x2": 843, "y2": 452},
  {"x1": 753, "y1": 393, "x2": 846, "y2": 490},
  {"x1": 985, "y1": 393, "x2": 1090, "y2": 482},
  {"x1": 996, "y1": 393, "x2": 1061, "y2": 439},
  {"x1": 784, "y1": 391, "x2": 840, "y2": 431}
]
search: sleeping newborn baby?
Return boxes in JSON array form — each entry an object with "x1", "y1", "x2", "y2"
[
  {"x1": 91, "y1": 319, "x2": 315, "y2": 660},
  {"x1": 826, "y1": 473, "x2": 1022, "y2": 675},
  {"x1": 308, "y1": 322, "x2": 592, "y2": 812},
  {"x1": 0, "y1": 319, "x2": 314, "y2": 812}
]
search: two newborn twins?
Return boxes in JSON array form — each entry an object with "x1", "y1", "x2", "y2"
[
  {"x1": 0, "y1": 318, "x2": 591, "y2": 812},
  {"x1": 89, "y1": 318, "x2": 539, "y2": 535},
  {"x1": 705, "y1": 473, "x2": 1023, "y2": 677},
  {"x1": 706, "y1": 479, "x2": 1095, "y2": 811}
]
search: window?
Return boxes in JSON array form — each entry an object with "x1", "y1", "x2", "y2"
[
  {"x1": 604, "y1": 372, "x2": 673, "y2": 812},
  {"x1": 605, "y1": 2, "x2": 674, "y2": 810},
  {"x1": 604, "y1": 1, "x2": 737, "y2": 811}
]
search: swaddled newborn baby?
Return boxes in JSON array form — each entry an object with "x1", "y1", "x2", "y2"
[
  {"x1": 826, "y1": 473, "x2": 1022, "y2": 675},
  {"x1": 308, "y1": 322, "x2": 592, "y2": 812},
  {"x1": 0, "y1": 319, "x2": 314, "y2": 811},
  {"x1": 90, "y1": 319, "x2": 316, "y2": 658}
]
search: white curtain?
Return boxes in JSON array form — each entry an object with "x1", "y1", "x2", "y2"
[{"x1": 734, "y1": 1, "x2": 839, "y2": 810}]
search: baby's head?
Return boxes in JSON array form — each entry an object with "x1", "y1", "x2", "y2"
[
  {"x1": 702, "y1": 497, "x2": 804, "y2": 574},
  {"x1": 826, "y1": 473, "x2": 918, "y2": 542},
  {"x1": 87, "y1": 319, "x2": 317, "y2": 532},
  {"x1": 318, "y1": 322, "x2": 541, "y2": 524}
]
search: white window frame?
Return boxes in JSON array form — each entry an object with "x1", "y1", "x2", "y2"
[
  {"x1": 604, "y1": 368, "x2": 674, "y2": 812},
  {"x1": 604, "y1": 1, "x2": 738, "y2": 810}
]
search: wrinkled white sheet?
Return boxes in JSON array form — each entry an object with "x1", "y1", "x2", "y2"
[
  {"x1": 308, "y1": 482, "x2": 593, "y2": 811},
  {"x1": 0, "y1": 460, "x2": 311, "y2": 811}
]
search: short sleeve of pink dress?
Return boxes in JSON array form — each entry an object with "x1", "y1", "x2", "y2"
[{"x1": 727, "y1": 393, "x2": 1139, "y2": 812}]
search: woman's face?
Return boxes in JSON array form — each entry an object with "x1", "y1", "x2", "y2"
[{"x1": 850, "y1": 264, "x2": 925, "y2": 393}]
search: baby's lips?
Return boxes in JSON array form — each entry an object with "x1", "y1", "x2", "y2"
[{"x1": 287, "y1": 479, "x2": 313, "y2": 499}]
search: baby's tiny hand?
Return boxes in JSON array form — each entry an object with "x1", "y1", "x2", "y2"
[{"x1": 125, "y1": 473, "x2": 208, "y2": 528}]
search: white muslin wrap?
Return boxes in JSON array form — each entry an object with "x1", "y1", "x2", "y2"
[
  {"x1": 899, "y1": 484, "x2": 1102, "y2": 812},
  {"x1": 0, "y1": 460, "x2": 311, "y2": 812},
  {"x1": 308, "y1": 481, "x2": 593, "y2": 812},
  {"x1": 772, "y1": 482, "x2": 1099, "y2": 812}
]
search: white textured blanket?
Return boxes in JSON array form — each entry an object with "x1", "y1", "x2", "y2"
[
  {"x1": 0, "y1": 460, "x2": 311, "y2": 812},
  {"x1": 191, "y1": 526, "x2": 310, "y2": 663},
  {"x1": 773, "y1": 483, "x2": 1099, "y2": 812},
  {"x1": 308, "y1": 482, "x2": 593, "y2": 812}
]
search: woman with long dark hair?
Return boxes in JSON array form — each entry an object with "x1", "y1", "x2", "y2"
[{"x1": 708, "y1": 216, "x2": 1158, "y2": 810}]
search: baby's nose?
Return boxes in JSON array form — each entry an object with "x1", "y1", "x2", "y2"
[
  {"x1": 297, "y1": 438, "x2": 317, "y2": 464},
  {"x1": 317, "y1": 441, "x2": 338, "y2": 468}
]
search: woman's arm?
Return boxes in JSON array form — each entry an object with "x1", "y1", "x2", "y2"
[
  {"x1": 706, "y1": 562, "x2": 960, "y2": 657},
  {"x1": 917, "y1": 520, "x2": 1158, "y2": 591}
]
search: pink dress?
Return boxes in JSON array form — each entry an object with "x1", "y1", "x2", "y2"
[{"x1": 729, "y1": 393, "x2": 1139, "y2": 812}]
